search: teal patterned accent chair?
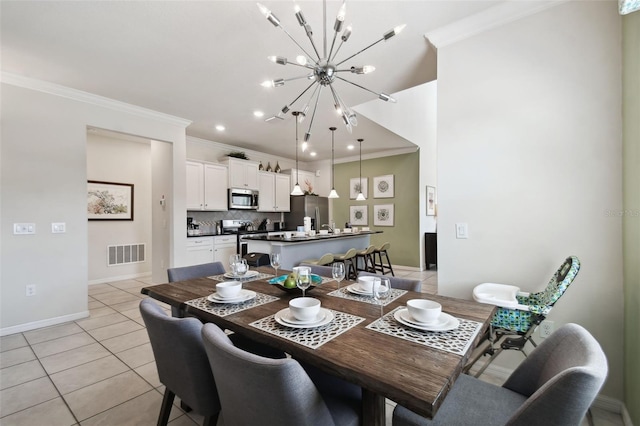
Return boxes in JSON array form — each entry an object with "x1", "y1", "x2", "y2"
[{"x1": 465, "y1": 256, "x2": 580, "y2": 377}]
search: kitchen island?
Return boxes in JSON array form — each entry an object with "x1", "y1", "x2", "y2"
[{"x1": 242, "y1": 231, "x2": 381, "y2": 270}]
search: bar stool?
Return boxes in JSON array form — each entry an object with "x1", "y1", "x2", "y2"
[
  {"x1": 299, "y1": 253, "x2": 334, "y2": 266},
  {"x1": 354, "y1": 245, "x2": 376, "y2": 274},
  {"x1": 372, "y1": 242, "x2": 394, "y2": 276},
  {"x1": 332, "y1": 248, "x2": 357, "y2": 280}
]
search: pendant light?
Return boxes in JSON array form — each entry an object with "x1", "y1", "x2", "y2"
[
  {"x1": 328, "y1": 127, "x2": 339, "y2": 199},
  {"x1": 356, "y1": 138, "x2": 366, "y2": 200},
  {"x1": 290, "y1": 111, "x2": 304, "y2": 196}
]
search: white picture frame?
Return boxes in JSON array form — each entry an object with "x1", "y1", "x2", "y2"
[
  {"x1": 373, "y1": 174, "x2": 394, "y2": 198},
  {"x1": 426, "y1": 186, "x2": 436, "y2": 216},
  {"x1": 349, "y1": 177, "x2": 368, "y2": 200},
  {"x1": 350, "y1": 205, "x2": 368, "y2": 226},
  {"x1": 374, "y1": 204, "x2": 394, "y2": 227}
]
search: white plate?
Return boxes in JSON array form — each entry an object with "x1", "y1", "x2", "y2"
[
  {"x1": 207, "y1": 290, "x2": 256, "y2": 304},
  {"x1": 278, "y1": 308, "x2": 325, "y2": 325},
  {"x1": 224, "y1": 270, "x2": 260, "y2": 279},
  {"x1": 274, "y1": 308, "x2": 334, "y2": 328},
  {"x1": 346, "y1": 283, "x2": 372, "y2": 296},
  {"x1": 394, "y1": 308, "x2": 460, "y2": 331}
]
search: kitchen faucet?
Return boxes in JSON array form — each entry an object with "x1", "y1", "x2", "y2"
[{"x1": 322, "y1": 224, "x2": 334, "y2": 233}]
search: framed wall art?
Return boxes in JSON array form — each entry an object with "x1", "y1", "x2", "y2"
[
  {"x1": 373, "y1": 174, "x2": 394, "y2": 198},
  {"x1": 426, "y1": 185, "x2": 436, "y2": 216},
  {"x1": 374, "y1": 204, "x2": 394, "y2": 226},
  {"x1": 88, "y1": 180, "x2": 134, "y2": 221},
  {"x1": 350, "y1": 205, "x2": 368, "y2": 226},
  {"x1": 349, "y1": 177, "x2": 368, "y2": 200}
]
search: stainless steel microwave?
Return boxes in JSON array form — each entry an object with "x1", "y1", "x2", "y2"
[{"x1": 228, "y1": 188, "x2": 259, "y2": 210}]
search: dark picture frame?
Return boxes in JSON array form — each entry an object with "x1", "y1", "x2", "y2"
[{"x1": 88, "y1": 180, "x2": 134, "y2": 221}]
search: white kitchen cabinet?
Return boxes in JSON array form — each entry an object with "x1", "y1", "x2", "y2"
[
  {"x1": 186, "y1": 160, "x2": 228, "y2": 211},
  {"x1": 213, "y1": 235, "x2": 237, "y2": 272},
  {"x1": 258, "y1": 172, "x2": 290, "y2": 212},
  {"x1": 283, "y1": 168, "x2": 316, "y2": 195},
  {"x1": 222, "y1": 158, "x2": 259, "y2": 190},
  {"x1": 185, "y1": 237, "x2": 214, "y2": 266}
]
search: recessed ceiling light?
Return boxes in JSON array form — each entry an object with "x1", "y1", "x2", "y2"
[
  {"x1": 215, "y1": 125, "x2": 225, "y2": 131},
  {"x1": 254, "y1": 111, "x2": 264, "y2": 118},
  {"x1": 347, "y1": 145, "x2": 354, "y2": 150},
  {"x1": 310, "y1": 152, "x2": 317, "y2": 157}
]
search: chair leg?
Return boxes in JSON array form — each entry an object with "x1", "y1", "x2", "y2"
[
  {"x1": 180, "y1": 400, "x2": 193, "y2": 412},
  {"x1": 158, "y1": 389, "x2": 175, "y2": 426},
  {"x1": 203, "y1": 412, "x2": 220, "y2": 426},
  {"x1": 382, "y1": 251, "x2": 394, "y2": 276}
]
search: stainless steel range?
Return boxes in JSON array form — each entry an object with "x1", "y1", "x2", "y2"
[{"x1": 221, "y1": 220, "x2": 268, "y2": 255}]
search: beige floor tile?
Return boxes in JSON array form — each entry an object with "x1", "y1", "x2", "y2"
[
  {"x1": 92, "y1": 291, "x2": 141, "y2": 306},
  {"x1": 88, "y1": 306, "x2": 117, "y2": 319},
  {"x1": 0, "y1": 376, "x2": 58, "y2": 416},
  {"x1": 63, "y1": 370, "x2": 152, "y2": 421},
  {"x1": 50, "y1": 355, "x2": 129, "y2": 395},
  {"x1": 120, "y1": 307, "x2": 144, "y2": 322},
  {"x1": 100, "y1": 329, "x2": 149, "y2": 354},
  {"x1": 0, "y1": 347, "x2": 36, "y2": 369},
  {"x1": 116, "y1": 343, "x2": 154, "y2": 369},
  {"x1": 168, "y1": 414, "x2": 200, "y2": 425},
  {"x1": 0, "y1": 334, "x2": 28, "y2": 352},
  {"x1": 87, "y1": 300, "x2": 106, "y2": 310},
  {"x1": 0, "y1": 397, "x2": 76, "y2": 426},
  {"x1": 40, "y1": 343, "x2": 110, "y2": 375},
  {"x1": 0, "y1": 359, "x2": 47, "y2": 390},
  {"x1": 109, "y1": 279, "x2": 146, "y2": 290},
  {"x1": 134, "y1": 361, "x2": 161, "y2": 388},
  {"x1": 76, "y1": 312, "x2": 129, "y2": 331},
  {"x1": 86, "y1": 320, "x2": 143, "y2": 342},
  {"x1": 88, "y1": 284, "x2": 117, "y2": 296},
  {"x1": 136, "y1": 277, "x2": 156, "y2": 285},
  {"x1": 80, "y1": 389, "x2": 183, "y2": 426},
  {"x1": 109, "y1": 299, "x2": 143, "y2": 313},
  {"x1": 23, "y1": 322, "x2": 85, "y2": 345},
  {"x1": 31, "y1": 332, "x2": 95, "y2": 358}
]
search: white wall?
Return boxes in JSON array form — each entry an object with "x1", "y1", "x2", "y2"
[
  {"x1": 87, "y1": 134, "x2": 152, "y2": 283},
  {"x1": 436, "y1": 2, "x2": 623, "y2": 398},
  {"x1": 0, "y1": 77, "x2": 189, "y2": 334}
]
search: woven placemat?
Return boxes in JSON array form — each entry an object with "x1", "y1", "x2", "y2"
[
  {"x1": 327, "y1": 286, "x2": 407, "y2": 306},
  {"x1": 207, "y1": 272, "x2": 274, "y2": 283},
  {"x1": 185, "y1": 292, "x2": 279, "y2": 317}
]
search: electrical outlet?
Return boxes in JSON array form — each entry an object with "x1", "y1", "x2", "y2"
[
  {"x1": 539, "y1": 320, "x2": 554, "y2": 338},
  {"x1": 26, "y1": 284, "x2": 36, "y2": 296}
]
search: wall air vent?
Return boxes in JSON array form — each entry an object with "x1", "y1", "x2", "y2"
[{"x1": 107, "y1": 243, "x2": 146, "y2": 266}]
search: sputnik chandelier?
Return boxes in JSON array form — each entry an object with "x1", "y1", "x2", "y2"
[{"x1": 257, "y1": 1, "x2": 405, "y2": 143}]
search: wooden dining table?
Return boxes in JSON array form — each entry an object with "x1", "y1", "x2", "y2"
[{"x1": 141, "y1": 267, "x2": 496, "y2": 425}]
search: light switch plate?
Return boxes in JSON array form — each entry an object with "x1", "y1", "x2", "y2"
[
  {"x1": 455, "y1": 223, "x2": 468, "y2": 239},
  {"x1": 52, "y1": 223, "x2": 66, "y2": 233},
  {"x1": 14, "y1": 223, "x2": 36, "y2": 235}
]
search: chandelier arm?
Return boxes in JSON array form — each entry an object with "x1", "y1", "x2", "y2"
[
  {"x1": 335, "y1": 76, "x2": 392, "y2": 100},
  {"x1": 335, "y1": 37, "x2": 384, "y2": 67},
  {"x1": 331, "y1": 40, "x2": 345, "y2": 62},
  {"x1": 323, "y1": 0, "x2": 327, "y2": 59},
  {"x1": 279, "y1": 26, "x2": 318, "y2": 61},
  {"x1": 304, "y1": 85, "x2": 324, "y2": 141},
  {"x1": 328, "y1": 30, "x2": 340, "y2": 63},
  {"x1": 283, "y1": 80, "x2": 318, "y2": 111}
]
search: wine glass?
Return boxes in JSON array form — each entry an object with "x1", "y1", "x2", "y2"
[
  {"x1": 228, "y1": 254, "x2": 241, "y2": 275},
  {"x1": 296, "y1": 266, "x2": 312, "y2": 298},
  {"x1": 270, "y1": 252, "x2": 281, "y2": 277},
  {"x1": 372, "y1": 278, "x2": 391, "y2": 318},
  {"x1": 235, "y1": 259, "x2": 248, "y2": 276},
  {"x1": 332, "y1": 262, "x2": 345, "y2": 290}
]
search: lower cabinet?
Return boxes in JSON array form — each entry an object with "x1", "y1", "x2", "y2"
[
  {"x1": 213, "y1": 235, "x2": 237, "y2": 272},
  {"x1": 185, "y1": 237, "x2": 214, "y2": 266}
]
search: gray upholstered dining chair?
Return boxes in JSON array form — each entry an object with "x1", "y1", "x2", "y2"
[
  {"x1": 358, "y1": 271, "x2": 422, "y2": 292},
  {"x1": 201, "y1": 322, "x2": 362, "y2": 426},
  {"x1": 139, "y1": 298, "x2": 221, "y2": 426},
  {"x1": 167, "y1": 261, "x2": 226, "y2": 317},
  {"x1": 393, "y1": 323, "x2": 608, "y2": 426},
  {"x1": 299, "y1": 263, "x2": 334, "y2": 277}
]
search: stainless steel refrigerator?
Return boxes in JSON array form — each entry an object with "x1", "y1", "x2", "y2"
[{"x1": 285, "y1": 195, "x2": 329, "y2": 231}]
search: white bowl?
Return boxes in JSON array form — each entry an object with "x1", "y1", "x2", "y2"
[
  {"x1": 318, "y1": 230, "x2": 329, "y2": 235},
  {"x1": 284, "y1": 232, "x2": 293, "y2": 239},
  {"x1": 406, "y1": 299, "x2": 442, "y2": 324},
  {"x1": 216, "y1": 281, "x2": 242, "y2": 298},
  {"x1": 357, "y1": 276, "x2": 377, "y2": 292},
  {"x1": 295, "y1": 231, "x2": 306, "y2": 237},
  {"x1": 289, "y1": 297, "x2": 321, "y2": 321}
]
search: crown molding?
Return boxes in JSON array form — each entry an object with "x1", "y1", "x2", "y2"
[
  {"x1": 424, "y1": 1, "x2": 567, "y2": 48},
  {"x1": 1, "y1": 72, "x2": 192, "y2": 128},
  {"x1": 333, "y1": 146, "x2": 418, "y2": 164}
]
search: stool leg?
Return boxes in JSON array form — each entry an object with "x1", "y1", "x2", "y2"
[{"x1": 382, "y1": 251, "x2": 394, "y2": 276}]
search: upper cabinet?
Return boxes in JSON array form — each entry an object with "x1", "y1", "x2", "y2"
[
  {"x1": 258, "y1": 172, "x2": 290, "y2": 212},
  {"x1": 283, "y1": 168, "x2": 316, "y2": 195},
  {"x1": 222, "y1": 158, "x2": 259, "y2": 190},
  {"x1": 186, "y1": 160, "x2": 228, "y2": 211}
]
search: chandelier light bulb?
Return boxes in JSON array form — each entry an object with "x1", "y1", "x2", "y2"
[
  {"x1": 296, "y1": 55, "x2": 308, "y2": 66},
  {"x1": 268, "y1": 56, "x2": 287, "y2": 65},
  {"x1": 336, "y1": 2, "x2": 346, "y2": 21},
  {"x1": 362, "y1": 65, "x2": 375, "y2": 74},
  {"x1": 260, "y1": 80, "x2": 274, "y2": 88},
  {"x1": 301, "y1": 141, "x2": 308, "y2": 152},
  {"x1": 341, "y1": 25, "x2": 352, "y2": 42},
  {"x1": 257, "y1": 3, "x2": 280, "y2": 27},
  {"x1": 384, "y1": 24, "x2": 406, "y2": 40}
]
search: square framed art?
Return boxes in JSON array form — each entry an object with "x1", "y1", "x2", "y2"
[
  {"x1": 373, "y1": 174, "x2": 394, "y2": 198},
  {"x1": 374, "y1": 204, "x2": 394, "y2": 226},
  {"x1": 349, "y1": 177, "x2": 368, "y2": 199},
  {"x1": 350, "y1": 205, "x2": 368, "y2": 226},
  {"x1": 426, "y1": 186, "x2": 436, "y2": 216}
]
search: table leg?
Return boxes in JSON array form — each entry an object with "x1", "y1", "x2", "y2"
[{"x1": 362, "y1": 389, "x2": 386, "y2": 426}]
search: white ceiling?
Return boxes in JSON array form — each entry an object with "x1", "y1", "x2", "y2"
[{"x1": 1, "y1": 0, "x2": 501, "y2": 161}]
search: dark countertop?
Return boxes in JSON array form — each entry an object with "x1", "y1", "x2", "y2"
[{"x1": 241, "y1": 230, "x2": 381, "y2": 243}]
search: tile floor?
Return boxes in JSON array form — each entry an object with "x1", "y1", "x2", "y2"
[{"x1": 0, "y1": 268, "x2": 622, "y2": 425}]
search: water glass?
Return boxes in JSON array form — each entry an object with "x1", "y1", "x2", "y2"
[
  {"x1": 296, "y1": 266, "x2": 312, "y2": 297},
  {"x1": 332, "y1": 262, "x2": 345, "y2": 290},
  {"x1": 372, "y1": 278, "x2": 391, "y2": 317},
  {"x1": 235, "y1": 259, "x2": 248, "y2": 276},
  {"x1": 270, "y1": 252, "x2": 281, "y2": 277},
  {"x1": 229, "y1": 253, "x2": 241, "y2": 274}
]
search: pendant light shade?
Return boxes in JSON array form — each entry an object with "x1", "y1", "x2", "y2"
[
  {"x1": 356, "y1": 138, "x2": 366, "y2": 200},
  {"x1": 328, "y1": 127, "x2": 339, "y2": 199},
  {"x1": 291, "y1": 111, "x2": 305, "y2": 196}
]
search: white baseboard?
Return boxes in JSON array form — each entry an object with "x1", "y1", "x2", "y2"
[
  {"x1": 89, "y1": 272, "x2": 151, "y2": 285},
  {"x1": 392, "y1": 265, "x2": 424, "y2": 272},
  {"x1": 0, "y1": 311, "x2": 90, "y2": 336}
]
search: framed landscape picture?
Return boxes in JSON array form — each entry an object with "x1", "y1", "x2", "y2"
[
  {"x1": 374, "y1": 204, "x2": 394, "y2": 226},
  {"x1": 87, "y1": 180, "x2": 134, "y2": 221},
  {"x1": 349, "y1": 177, "x2": 368, "y2": 200},
  {"x1": 373, "y1": 174, "x2": 394, "y2": 198},
  {"x1": 426, "y1": 186, "x2": 436, "y2": 216},
  {"x1": 350, "y1": 205, "x2": 368, "y2": 226}
]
